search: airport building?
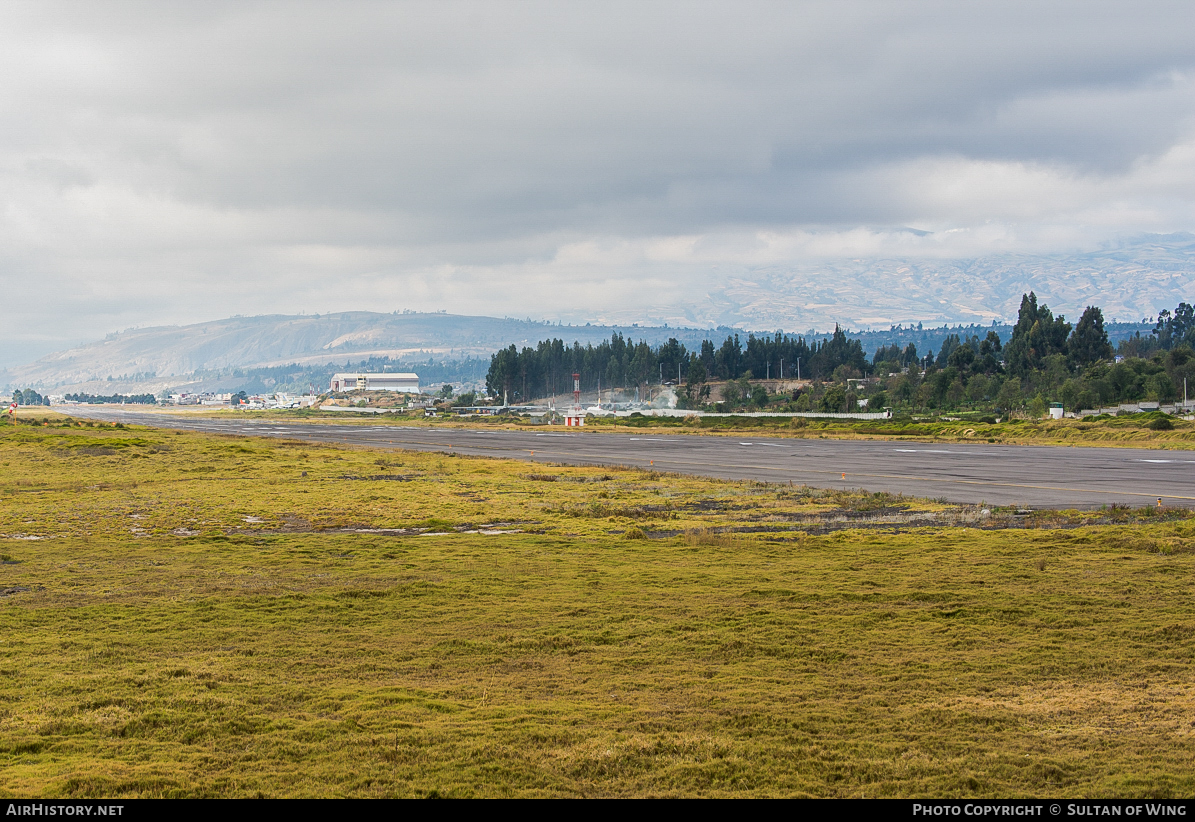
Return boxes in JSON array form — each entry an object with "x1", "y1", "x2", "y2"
[{"x1": 329, "y1": 372, "x2": 420, "y2": 393}]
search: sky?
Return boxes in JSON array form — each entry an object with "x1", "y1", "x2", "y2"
[{"x1": 3, "y1": 1, "x2": 1195, "y2": 365}]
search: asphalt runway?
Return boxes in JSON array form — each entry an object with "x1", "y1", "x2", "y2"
[{"x1": 70, "y1": 409, "x2": 1195, "y2": 509}]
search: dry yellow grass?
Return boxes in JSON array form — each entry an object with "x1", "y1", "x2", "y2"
[{"x1": 1, "y1": 416, "x2": 1193, "y2": 797}]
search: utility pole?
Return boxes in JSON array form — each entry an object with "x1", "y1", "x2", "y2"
[
  {"x1": 780, "y1": 359, "x2": 784, "y2": 380},
  {"x1": 767, "y1": 362, "x2": 770, "y2": 380},
  {"x1": 796, "y1": 357, "x2": 801, "y2": 381}
]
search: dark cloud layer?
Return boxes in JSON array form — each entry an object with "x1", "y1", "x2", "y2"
[{"x1": 1, "y1": 1, "x2": 1194, "y2": 364}]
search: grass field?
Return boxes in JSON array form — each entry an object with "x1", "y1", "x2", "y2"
[{"x1": 2, "y1": 416, "x2": 1194, "y2": 797}]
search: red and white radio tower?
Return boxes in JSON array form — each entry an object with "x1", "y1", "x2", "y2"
[{"x1": 566, "y1": 372, "x2": 585, "y2": 427}]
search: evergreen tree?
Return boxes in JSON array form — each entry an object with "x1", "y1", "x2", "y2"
[
  {"x1": 936, "y1": 334, "x2": 961, "y2": 368},
  {"x1": 714, "y1": 335, "x2": 743, "y2": 379},
  {"x1": 1068, "y1": 306, "x2": 1113, "y2": 366},
  {"x1": 902, "y1": 343, "x2": 919, "y2": 368},
  {"x1": 1153, "y1": 302, "x2": 1195, "y2": 350},
  {"x1": 1004, "y1": 292, "x2": 1071, "y2": 377},
  {"x1": 809, "y1": 326, "x2": 868, "y2": 378}
]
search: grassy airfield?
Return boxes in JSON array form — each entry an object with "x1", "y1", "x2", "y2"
[{"x1": 1, "y1": 414, "x2": 1194, "y2": 797}]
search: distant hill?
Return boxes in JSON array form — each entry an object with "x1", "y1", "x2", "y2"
[
  {"x1": 7, "y1": 230, "x2": 1189, "y2": 395},
  {"x1": 0, "y1": 312, "x2": 735, "y2": 394},
  {"x1": 2, "y1": 307, "x2": 1158, "y2": 398},
  {"x1": 700, "y1": 233, "x2": 1195, "y2": 331}
]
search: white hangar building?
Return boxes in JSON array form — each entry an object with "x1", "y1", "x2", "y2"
[{"x1": 329, "y1": 372, "x2": 420, "y2": 393}]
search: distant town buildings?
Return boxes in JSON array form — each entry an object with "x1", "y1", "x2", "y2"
[
  {"x1": 240, "y1": 393, "x2": 318, "y2": 410},
  {"x1": 329, "y1": 372, "x2": 420, "y2": 393},
  {"x1": 169, "y1": 392, "x2": 233, "y2": 406},
  {"x1": 166, "y1": 392, "x2": 317, "y2": 409}
]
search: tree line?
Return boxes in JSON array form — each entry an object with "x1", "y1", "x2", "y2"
[
  {"x1": 7, "y1": 390, "x2": 160, "y2": 406},
  {"x1": 485, "y1": 294, "x2": 1195, "y2": 414},
  {"x1": 485, "y1": 327, "x2": 868, "y2": 403},
  {"x1": 11, "y1": 389, "x2": 49, "y2": 406},
  {"x1": 869, "y1": 295, "x2": 1195, "y2": 414}
]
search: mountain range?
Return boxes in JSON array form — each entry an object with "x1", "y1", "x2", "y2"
[
  {"x1": 692, "y1": 233, "x2": 1195, "y2": 332},
  {"x1": 0, "y1": 312, "x2": 731, "y2": 395},
  {"x1": 3, "y1": 233, "x2": 1191, "y2": 395}
]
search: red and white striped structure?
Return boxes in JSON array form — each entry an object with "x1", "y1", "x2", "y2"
[{"x1": 564, "y1": 372, "x2": 585, "y2": 426}]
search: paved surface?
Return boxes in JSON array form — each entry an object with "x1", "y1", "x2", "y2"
[{"x1": 71, "y1": 409, "x2": 1195, "y2": 508}]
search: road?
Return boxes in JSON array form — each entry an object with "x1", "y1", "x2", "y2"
[{"x1": 70, "y1": 409, "x2": 1195, "y2": 509}]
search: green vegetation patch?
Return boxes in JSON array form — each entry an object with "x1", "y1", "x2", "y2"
[{"x1": 1, "y1": 423, "x2": 1193, "y2": 797}]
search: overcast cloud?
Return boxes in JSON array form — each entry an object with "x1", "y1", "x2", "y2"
[{"x1": 2, "y1": 1, "x2": 1195, "y2": 363}]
